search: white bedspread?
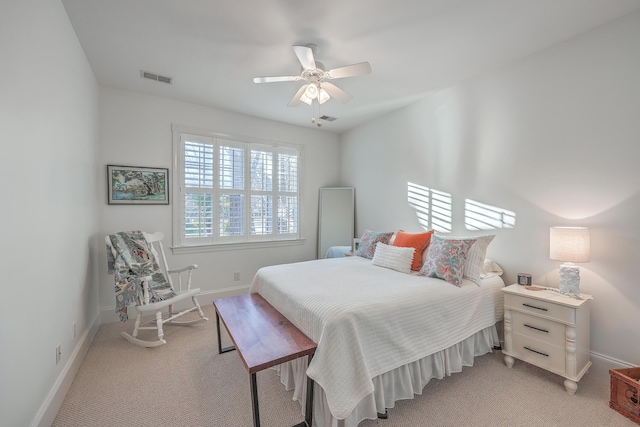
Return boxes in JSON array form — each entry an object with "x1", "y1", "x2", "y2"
[{"x1": 250, "y1": 256, "x2": 504, "y2": 420}]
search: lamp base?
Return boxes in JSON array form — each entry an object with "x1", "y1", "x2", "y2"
[{"x1": 559, "y1": 263, "x2": 580, "y2": 294}]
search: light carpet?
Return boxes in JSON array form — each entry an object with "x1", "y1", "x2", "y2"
[{"x1": 53, "y1": 304, "x2": 636, "y2": 426}]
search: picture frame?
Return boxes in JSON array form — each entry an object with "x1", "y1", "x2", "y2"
[{"x1": 107, "y1": 165, "x2": 169, "y2": 205}]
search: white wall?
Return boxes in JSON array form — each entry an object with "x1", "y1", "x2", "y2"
[
  {"x1": 3, "y1": 4, "x2": 636, "y2": 424},
  {"x1": 0, "y1": 1, "x2": 100, "y2": 426},
  {"x1": 98, "y1": 87, "x2": 341, "y2": 321},
  {"x1": 341, "y1": 11, "x2": 640, "y2": 377}
]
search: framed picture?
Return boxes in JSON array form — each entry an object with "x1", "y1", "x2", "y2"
[{"x1": 107, "y1": 165, "x2": 169, "y2": 205}]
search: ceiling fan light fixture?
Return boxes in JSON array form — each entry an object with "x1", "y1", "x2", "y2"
[
  {"x1": 253, "y1": 44, "x2": 371, "y2": 124},
  {"x1": 318, "y1": 88, "x2": 330, "y2": 104},
  {"x1": 300, "y1": 93, "x2": 313, "y2": 105},
  {"x1": 304, "y1": 83, "x2": 319, "y2": 99}
]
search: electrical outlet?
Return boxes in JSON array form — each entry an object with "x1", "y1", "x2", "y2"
[
  {"x1": 56, "y1": 344, "x2": 61, "y2": 365},
  {"x1": 72, "y1": 321, "x2": 76, "y2": 339},
  {"x1": 234, "y1": 272, "x2": 240, "y2": 281}
]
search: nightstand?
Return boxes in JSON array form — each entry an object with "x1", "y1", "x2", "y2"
[{"x1": 502, "y1": 284, "x2": 591, "y2": 394}]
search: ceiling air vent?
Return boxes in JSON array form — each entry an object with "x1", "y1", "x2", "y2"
[
  {"x1": 319, "y1": 115, "x2": 337, "y2": 121},
  {"x1": 140, "y1": 70, "x2": 172, "y2": 84}
]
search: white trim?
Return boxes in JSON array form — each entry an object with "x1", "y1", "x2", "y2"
[
  {"x1": 172, "y1": 237, "x2": 305, "y2": 255},
  {"x1": 32, "y1": 312, "x2": 101, "y2": 427},
  {"x1": 193, "y1": 285, "x2": 250, "y2": 302},
  {"x1": 588, "y1": 350, "x2": 637, "y2": 382},
  {"x1": 172, "y1": 127, "x2": 180, "y2": 247}
]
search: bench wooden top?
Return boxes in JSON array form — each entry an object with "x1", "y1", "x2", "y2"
[{"x1": 214, "y1": 293, "x2": 317, "y2": 374}]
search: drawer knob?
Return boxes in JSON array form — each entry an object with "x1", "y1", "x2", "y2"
[
  {"x1": 523, "y1": 303, "x2": 547, "y2": 311},
  {"x1": 524, "y1": 324, "x2": 549, "y2": 333},
  {"x1": 524, "y1": 346, "x2": 549, "y2": 357}
]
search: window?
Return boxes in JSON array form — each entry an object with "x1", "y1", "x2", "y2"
[{"x1": 173, "y1": 126, "x2": 301, "y2": 248}]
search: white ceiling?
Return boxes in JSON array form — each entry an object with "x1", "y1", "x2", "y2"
[{"x1": 62, "y1": 0, "x2": 640, "y2": 133}]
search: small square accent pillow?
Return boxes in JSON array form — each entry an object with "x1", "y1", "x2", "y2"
[
  {"x1": 419, "y1": 235, "x2": 477, "y2": 287},
  {"x1": 372, "y1": 243, "x2": 415, "y2": 274},
  {"x1": 392, "y1": 230, "x2": 434, "y2": 270},
  {"x1": 356, "y1": 229, "x2": 394, "y2": 259}
]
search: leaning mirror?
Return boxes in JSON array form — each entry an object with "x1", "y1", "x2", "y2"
[{"x1": 318, "y1": 187, "x2": 355, "y2": 259}]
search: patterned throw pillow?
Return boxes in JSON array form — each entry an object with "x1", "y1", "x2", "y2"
[
  {"x1": 356, "y1": 229, "x2": 394, "y2": 259},
  {"x1": 419, "y1": 235, "x2": 477, "y2": 287},
  {"x1": 436, "y1": 234, "x2": 495, "y2": 285},
  {"x1": 372, "y1": 243, "x2": 415, "y2": 274}
]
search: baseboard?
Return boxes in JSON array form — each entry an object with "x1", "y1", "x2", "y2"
[
  {"x1": 99, "y1": 284, "x2": 251, "y2": 324},
  {"x1": 32, "y1": 311, "x2": 101, "y2": 427},
  {"x1": 588, "y1": 351, "x2": 636, "y2": 382}
]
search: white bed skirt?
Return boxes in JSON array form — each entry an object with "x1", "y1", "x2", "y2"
[{"x1": 275, "y1": 324, "x2": 500, "y2": 427}]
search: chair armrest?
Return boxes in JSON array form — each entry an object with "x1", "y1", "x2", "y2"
[
  {"x1": 167, "y1": 265, "x2": 198, "y2": 291},
  {"x1": 167, "y1": 264, "x2": 198, "y2": 274}
]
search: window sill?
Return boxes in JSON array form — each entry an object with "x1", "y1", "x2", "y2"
[{"x1": 171, "y1": 238, "x2": 306, "y2": 255}]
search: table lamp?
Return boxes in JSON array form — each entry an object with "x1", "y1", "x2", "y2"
[{"x1": 550, "y1": 227, "x2": 590, "y2": 294}]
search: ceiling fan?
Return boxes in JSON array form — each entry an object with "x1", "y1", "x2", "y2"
[{"x1": 253, "y1": 44, "x2": 371, "y2": 125}]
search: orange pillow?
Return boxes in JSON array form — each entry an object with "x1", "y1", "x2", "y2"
[{"x1": 392, "y1": 230, "x2": 434, "y2": 270}]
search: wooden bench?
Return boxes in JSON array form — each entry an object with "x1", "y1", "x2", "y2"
[{"x1": 214, "y1": 293, "x2": 317, "y2": 427}]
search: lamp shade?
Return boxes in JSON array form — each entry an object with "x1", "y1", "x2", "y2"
[
  {"x1": 318, "y1": 88, "x2": 330, "y2": 104},
  {"x1": 304, "y1": 83, "x2": 318, "y2": 99},
  {"x1": 550, "y1": 227, "x2": 590, "y2": 263}
]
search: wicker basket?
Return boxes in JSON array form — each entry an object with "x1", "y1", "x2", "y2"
[{"x1": 610, "y1": 367, "x2": 640, "y2": 425}]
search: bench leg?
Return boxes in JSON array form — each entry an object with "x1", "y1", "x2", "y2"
[
  {"x1": 304, "y1": 354, "x2": 314, "y2": 427},
  {"x1": 250, "y1": 372, "x2": 260, "y2": 427},
  {"x1": 215, "y1": 311, "x2": 235, "y2": 354},
  {"x1": 246, "y1": 357, "x2": 315, "y2": 427}
]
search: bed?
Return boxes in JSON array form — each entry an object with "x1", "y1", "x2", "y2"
[{"x1": 249, "y1": 252, "x2": 505, "y2": 427}]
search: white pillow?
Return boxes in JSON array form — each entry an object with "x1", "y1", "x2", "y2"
[
  {"x1": 464, "y1": 235, "x2": 495, "y2": 285},
  {"x1": 372, "y1": 242, "x2": 415, "y2": 274},
  {"x1": 481, "y1": 258, "x2": 504, "y2": 278}
]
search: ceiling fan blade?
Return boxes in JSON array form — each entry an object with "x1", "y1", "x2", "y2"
[
  {"x1": 253, "y1": 75, "x2": 300, "y2": 83},
  {"x1": 321, "y1": 82, "x2": 352, "y2": 103},
  {"x1": 292, "y1": 45, "x2": 316, "y2": 70},
  {"x1": 288, "y1": 84, "x2": 309, "y2": 107},
  {"x1": 327, "y1": 62, "x2": 372, "y2": 79}
]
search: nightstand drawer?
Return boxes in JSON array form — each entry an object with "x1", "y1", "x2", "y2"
[
  {"x1": 511, "y1": 333, "x2": 566, "y2": 373},
  {"x1": 505, "y1": 293, "x2": 575, "y2": 324},
  {"x1": 511, "y1": 310, "x2": 566, "y2": 347}
]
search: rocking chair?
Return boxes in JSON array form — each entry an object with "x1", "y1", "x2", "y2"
[{"x1": 106, "y1": 231, "x2": 208, "y2": 347}]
